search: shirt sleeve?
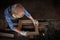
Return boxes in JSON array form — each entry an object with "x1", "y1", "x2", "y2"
[
  {"x1": 4, "y1": 7, "x2": 16, "y2": 31},
  {"x1": 24, "y1": 8, "x2": 31, "y2": 18}
]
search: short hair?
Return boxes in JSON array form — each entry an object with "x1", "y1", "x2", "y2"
[{"x1": 12, "y1": 3, "x2": 24, "y2": 14}]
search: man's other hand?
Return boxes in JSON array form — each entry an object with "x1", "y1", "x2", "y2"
[{"x1": 33, "y1": 20, "x2": 39, "y2": 26}]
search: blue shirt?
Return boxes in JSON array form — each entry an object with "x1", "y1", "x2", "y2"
[{"x1": 4, "y1": 6, "x2": 31, "y2": 31}]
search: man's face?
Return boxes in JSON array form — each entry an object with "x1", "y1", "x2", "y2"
[{"x1": 12, "y1": 12, "x2": 24, "y2": 18}]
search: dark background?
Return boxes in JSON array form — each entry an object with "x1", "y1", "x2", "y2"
[
  {"x1": 0, "y1": 0, "x2": 60, "y2": 40},
  {"x1": 0, "y1": 0, "x2": 60, "y2": 19}
]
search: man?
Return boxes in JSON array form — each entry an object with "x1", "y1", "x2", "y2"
[{"x1": 4, "y1": 3, "x2": 39, "y2": 36}]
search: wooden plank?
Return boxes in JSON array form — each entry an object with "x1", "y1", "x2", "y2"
[
  {"x1": 17, "y1": 20, "x2": 22, "y2": 31},
  {"x1": 35, "y1": 25, "x2": 39, "y2": 33},
  {"x1": 21, "y1": 20, "x2": 39, "y2": 35},
  {"x1": 16, "y1": 20, "x2": 48, "y2": 36},
  {"x1": 22, "y1": 26, "x2": 46, "y2": 29},
  {"x1": 39, "y1": 22, "x2": 48, "y2": 25},
  {"x1": 27, "y1": 32, "x2": 39, "y2": 36},
  {"x1": 14, "y1": 20, "x2": 48, "y2": 25},
  {"x1": 21, "y1": 20, "x2": 32, "y2": 23},
  {"x1": 0, "y1": 32, "x2": 14, "y2": 38}
]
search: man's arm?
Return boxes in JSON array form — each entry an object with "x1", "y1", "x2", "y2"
[
  {"x1": 5, "y1": 14, "x2": 16, "y2": 31},
  {"x1": 24, "y1": 8, "x2": 34, "y2": 21},
  {"x1": 24, "y1": 8, "x2": 39, "y2": 26},
  {"x1": 4, "y1": 7, "x2": 20, "y2": 32}
]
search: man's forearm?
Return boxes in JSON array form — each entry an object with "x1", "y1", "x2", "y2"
[
  {"x1": 14, "y1": 29, "x2": 20, "y2": 33},
  {"x1": 14, "y1": 28, "x2": 22, "y2": 34},
  {"x1": 28, "y1": 16, "x2": 34, "y2": 22}
]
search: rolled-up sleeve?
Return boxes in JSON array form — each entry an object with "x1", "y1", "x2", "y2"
[
  {"x1": 4, "y1": 7, "x2": 16, "y2": 31},
  {"x1": 24, "y1": 8, "x2": 31, "y2": 18}
]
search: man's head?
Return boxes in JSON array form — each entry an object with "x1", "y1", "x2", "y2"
[{"x1": 12, "y1": 4, "x2": 24, "y2": 18}]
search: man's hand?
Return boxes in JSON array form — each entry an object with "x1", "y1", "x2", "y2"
[
  {"x1": 14, "y1": 29, "x2": 28, "y2": 36},
  {"x1": 28, "y1": 16, "x2": 39, "y2": 26},
  {"x1": 19, "y1": 31, "x2": 27, "y2": 36},
  {"x1": 33, "y1": 20, "x2": 39, "y2": 26}
]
